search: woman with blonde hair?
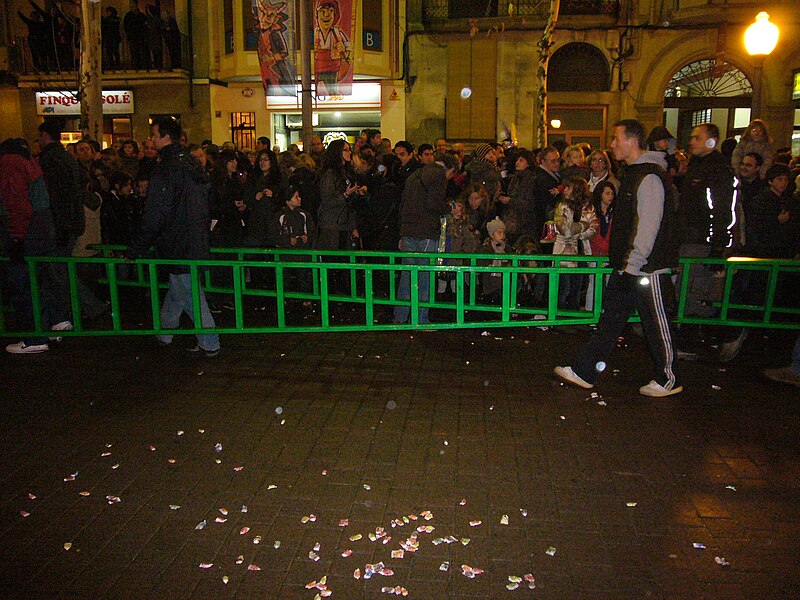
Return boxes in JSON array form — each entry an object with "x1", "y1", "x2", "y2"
[
  {"x1": 586, "y1": 149, "x2": 619, "y2": 192},
  {"x1": 731, "y1": 118, "x2": 774, "y2": 178}
]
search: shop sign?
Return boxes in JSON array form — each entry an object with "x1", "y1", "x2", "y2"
[
  {"x1": 35, "y1": 90, "x2": 135, "y2": 116},
  {"x1": 266, "y1": 82, "x2": 381, "y2": 110}
]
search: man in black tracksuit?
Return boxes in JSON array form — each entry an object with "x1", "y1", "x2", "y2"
[{"x1": 555, "y1": 119, "x2": 682, "y2": 398}]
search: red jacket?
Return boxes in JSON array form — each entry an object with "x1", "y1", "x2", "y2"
[{"x1": 0, "y1": 153, "x2": 42, "y2": 239}]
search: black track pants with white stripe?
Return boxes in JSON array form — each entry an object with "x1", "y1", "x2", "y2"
[{"x1": 572, "y1": 271, "x2": 680, "y2": 390}]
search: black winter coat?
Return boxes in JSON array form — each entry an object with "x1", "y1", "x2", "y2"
[
  {"x1": 126, "y1": 144, "x2": 211, "y2": 273},
  {"x1": 38, "y1": 141, "x2": 84, "y2": 245}
]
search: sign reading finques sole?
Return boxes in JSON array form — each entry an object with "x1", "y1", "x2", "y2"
[{"x1": 36, "y1": 91, "x2": 135, "y2": 116}]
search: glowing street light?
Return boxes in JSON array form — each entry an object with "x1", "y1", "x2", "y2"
[{"x1": 744, "y1": 12, "x2": 779, "y2": 119}]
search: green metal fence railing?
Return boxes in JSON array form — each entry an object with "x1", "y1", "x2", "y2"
[{"x1": 1, "y1": 249, "x2": 798, "y2": 338}]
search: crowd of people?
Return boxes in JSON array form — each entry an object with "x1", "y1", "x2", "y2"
[{"x1": 1, "y1": 117, "x2": 799, "y2": 388}]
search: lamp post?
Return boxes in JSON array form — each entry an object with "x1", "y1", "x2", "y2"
[{"x1": 744, "y1": 11, "x2": 779, "y2": 120}]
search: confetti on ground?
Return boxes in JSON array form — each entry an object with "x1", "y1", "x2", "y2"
[
  {"x1": 79, "y1": 491, "x2": 90, "y2": 497},
  {"x1": 195, "y1": 520, "x2": 207, "y2": 530},
  {"x1": 363, "y1": 484, "x2": 371, "y2": 490},
  {"x1": 247, "y1": 564, "x2": 261, "y2": 571},
  {"x1": 726, "y1": 485, "x2": 737, "y2": 491},
  {"x1": 500, "y1": 514, "x2": 509, "y2": 525},
  {"x1": 341, "y1": 549, "x2": 352, "y2": 557},
  {"x1": 241, "y1": 505, "x2": 248, "y2": 512},
  {"x1": 693, "y1": 543, "x2": 706, "y2": 549},
  {"x1": 712, "y1": 385, "x2": 722, "y2": 390},
  {"x1": 177, "y1": 431, "x2": 184, "y2": 436},
  {"x1": 338, "y1": 519, "x2": 349, "y2": 527},
  {"x1": 626, "y1": 502, "x2": 638, "y2": 507},
  {"x1": 63, "y1": 543, "x2": 72, "y2": 551},
  {"x1": 267, "y1": 485, "x2": 277, "y2": 490},
  {"x1": 222, "y1": 576, "x2": 229, "y2": 584},
  {"x1": 215, "y1": 517, "x2": 227, "y2": 523},
  {"x1": 459, "y1": 498, "x2": 467, "y2": 506},
  {"x1": 20, "y1": 511, "x2": 30, "y2": 518},
  {"x1": 546, "y1": 546, "x2": 556, "y2": 556},
  {"x1": 240, "y1": 527, "x2": 250, "y2": 535},
  {"x1": 214, "y1": 443, "x2": 222, "y2": 451},
  {"x1": 198, "y1": 562, "x2": 213, "y2": 569},
  {"x1": 460, "y1": 538, "x2": 470, "y2": 545},
  {"x1": 321, "y1": 469, "x2": 328, "y2": 475},
  {"x1": 63, "y1": 472, "x2": 78, "y2": 482},
  {"x1": 461, "y1": 564, "x2": 484, "y2": 578},
  {"x1": 391, "y1": 549, "x2": 404, "y2": 559},
  {"x1": 308, "y1": 551, "x2": 320, "y2": 561},
  {"x1": 353, "y1": 568, "x2": 361, "y2": 579},
  {"x1": 234, "y1": 466, "x2": 244, "y2": 472},
  {"x1": 520, "y1": 508, "x2": 528, "y2": 517},
  {"x1": 715, "y1": 556, "x2": 730, "y2": 566},
  {"x1": 469, "y1": 520, "x2": 482, "y2": 527},
  {"x1": 350, "y1": 534, "x2": 362, "y2": 541},
  {"x1": 27, "y1": 493, "x2": 36, "y2": 500},
  {"x1": 235, "y1": 555, "x2": 244, "y2": 564},
  {"x1": 439, "y1": 561, "x2": 450, "y2": 571},
  {"x1": 169, "y1": 505, "x2": 180, "y2": 510},
  {"x1": 106, "y1": 495, "x2": 121, "y2": 504},
  {"x1": 253, "y1": 536, "x2": 262, "y2": 544},
  {"x1": 273, "y1": 540, "x2": 281, "y2": 549}
]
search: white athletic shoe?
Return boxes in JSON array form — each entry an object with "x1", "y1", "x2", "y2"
[
  {"x1": 6, "y1": 341, "x2": 49, "y2": 354},
  {"x1": 639, "y1": 380, "x2": 683, "y2": 397},
  {"x1": 553, "y1": 366, "x2": 594, "y2": 389},
  {"x1": 49, "y1": 320, "x2": 74, "y2": 342}
]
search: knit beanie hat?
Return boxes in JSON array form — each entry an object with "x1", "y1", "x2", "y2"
[
  {"x1": 486, "y1": 217, "x2": 506, "y2": 237},
  {"x1": 474, "y1": 143, "x2": 492, "y2": 160}
]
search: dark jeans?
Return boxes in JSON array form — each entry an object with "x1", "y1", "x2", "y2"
[
  {"x1": 573, "y1": 271, "x2": 680, "y2": 390},
  {"x1": 4, "y1": 214, "x2": 69, "y2": 344},
  {"x1": 558, "y1": 272, "x2": 585, "y2": 310}
]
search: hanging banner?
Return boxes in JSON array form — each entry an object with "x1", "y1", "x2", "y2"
[
  {"x1": 253, "y1": 0, "x2": 298, "y2": 96},
  {"x1": 313, "y1": 0, "x2": 355, "y2": 96}
]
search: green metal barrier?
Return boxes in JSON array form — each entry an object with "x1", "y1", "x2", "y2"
[{"x1": 1, "y1": 249, "x2": 798, "y2": 338}]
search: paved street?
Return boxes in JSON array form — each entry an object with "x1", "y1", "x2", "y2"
[{"x1": 1, "y1": 325, "x2": 799, "y2": 599}]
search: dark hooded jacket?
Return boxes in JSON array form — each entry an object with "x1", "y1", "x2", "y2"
[
  {"x1": 126, "y1": 143, "x2": 211, "y2": 273},
  {"x1": 399, "y1": 164, "x2": 449, "y2": 239}
]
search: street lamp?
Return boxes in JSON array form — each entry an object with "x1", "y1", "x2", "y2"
[{"x1": 744, "y1": 12, "x2": 779, "y2": 119}]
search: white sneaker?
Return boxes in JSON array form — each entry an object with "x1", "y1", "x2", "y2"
[
  {"x1": 554, "y1": 366, "x2": 594, "y2": 389},
  {"x1": 719, "y1": 329, "x2": 748, "y2": 363},
  {"x1": 49, "y1": 320, "x2": 74, "y2": 342},
  {"x1": 6, "y1": 341, "x2": 49, "y2": 354},
  {"x1": 639, "y1": 380, "x2": 683, "y2": 397}
]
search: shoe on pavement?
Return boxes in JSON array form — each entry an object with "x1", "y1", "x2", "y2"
[
  {"x1": 639, "y1": 380, "x2": 683, "y2": 397},
  {"x1": 187, "y1": 345, "x2": 220, "y2": 358},
  {"x1": 553, "y1": 366, "x2": 594, "y2": 389},
  {"x1": 719, "y1": 329, "x2": 748, "y2": 363},
  {"x1": 49, "y1": 320, "x2": 73, "y2": 342},
  {"x1": 676, "y1": 348, "x2": 698, "y2": 361},
  {"x1": 764, "y1": 367, "x2": 800, "y2": 388},
  {"x1": 6, "y1": 341, "x2": 49, "y2": 354}
]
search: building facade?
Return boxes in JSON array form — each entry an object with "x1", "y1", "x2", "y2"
[
  {"x1": 405, "y1": 0, "x2": 800, "y2": 151},
  {"x1": 0, "y1": 0, "x2": 406, "y2": 149}
]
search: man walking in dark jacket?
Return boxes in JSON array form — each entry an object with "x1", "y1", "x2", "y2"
[
  {"x1": 555, "y1": 119, "x2": 682, "y2": 397},
  {"x1": 393, "y1": 162, "x2": 449, "y2": 325},
  {"x1": 126, "y1": 117, "x2": 220, "y2": 356},
  {"x1": 677, "y1": 123, "x2": 735, "y2": 317}
]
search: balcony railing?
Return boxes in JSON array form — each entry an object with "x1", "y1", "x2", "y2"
[
  {"x1": 423, "y1": 0, "x2": 618, "y2": 22},
  {"x1": 8, "y1": 33, "x2": 190, "y2": 76}
]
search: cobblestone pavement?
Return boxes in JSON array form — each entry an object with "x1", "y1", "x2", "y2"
[{"x1": 1, "y1": 325, "x2": 799, "y2": 599}]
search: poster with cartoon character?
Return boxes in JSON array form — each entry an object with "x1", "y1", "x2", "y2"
[
  {"x1": 313, "y1": 0, "x2": 354, "y2": 96},
  {"x1": 253, "y1": 0, "x2": 297, "y2": 96}
]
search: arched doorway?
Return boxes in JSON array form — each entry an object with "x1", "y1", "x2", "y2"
[
  {"x1": 547, "y1": 43, "x2": 611, "y2": 149},
  {"x1": 663, "y1": 58, "x2": 753, "y2": 146}
]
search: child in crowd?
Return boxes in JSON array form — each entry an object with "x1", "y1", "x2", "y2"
[
  {"x1": 269, "y1": 185, "x2": 316, "y2": 297},
  {"x1": 553, "y1": 176, "x2": 598, "y2": 310},
  {"x1": 438, "y1": 199, "x2": 480, "y2": 297},
  {"x1": 480, "y1": 217, "x2": 513, "y2": 302}
]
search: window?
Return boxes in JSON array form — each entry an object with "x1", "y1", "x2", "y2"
[
  {"x1": 448, "y1": 0, "x2": 498, "y2": 18},
  {"x1": 231, "y1": 112, "x2": 256, "y2": 150},
  {"x1": 691, "y1": 109, "x2": 711, "y2": 127},
  {"x1": 243, "y1": 0, "x2": 258, "y2": 51},
  {"x1": 362, "y1": 0, "x2": 382, "y2": 51},
  {"x1": 549, "y1": 43, "x2": 610, "y2": 92},
  {"x1": 224, "y1": 0, "x2": 235, "y2": 54}
]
